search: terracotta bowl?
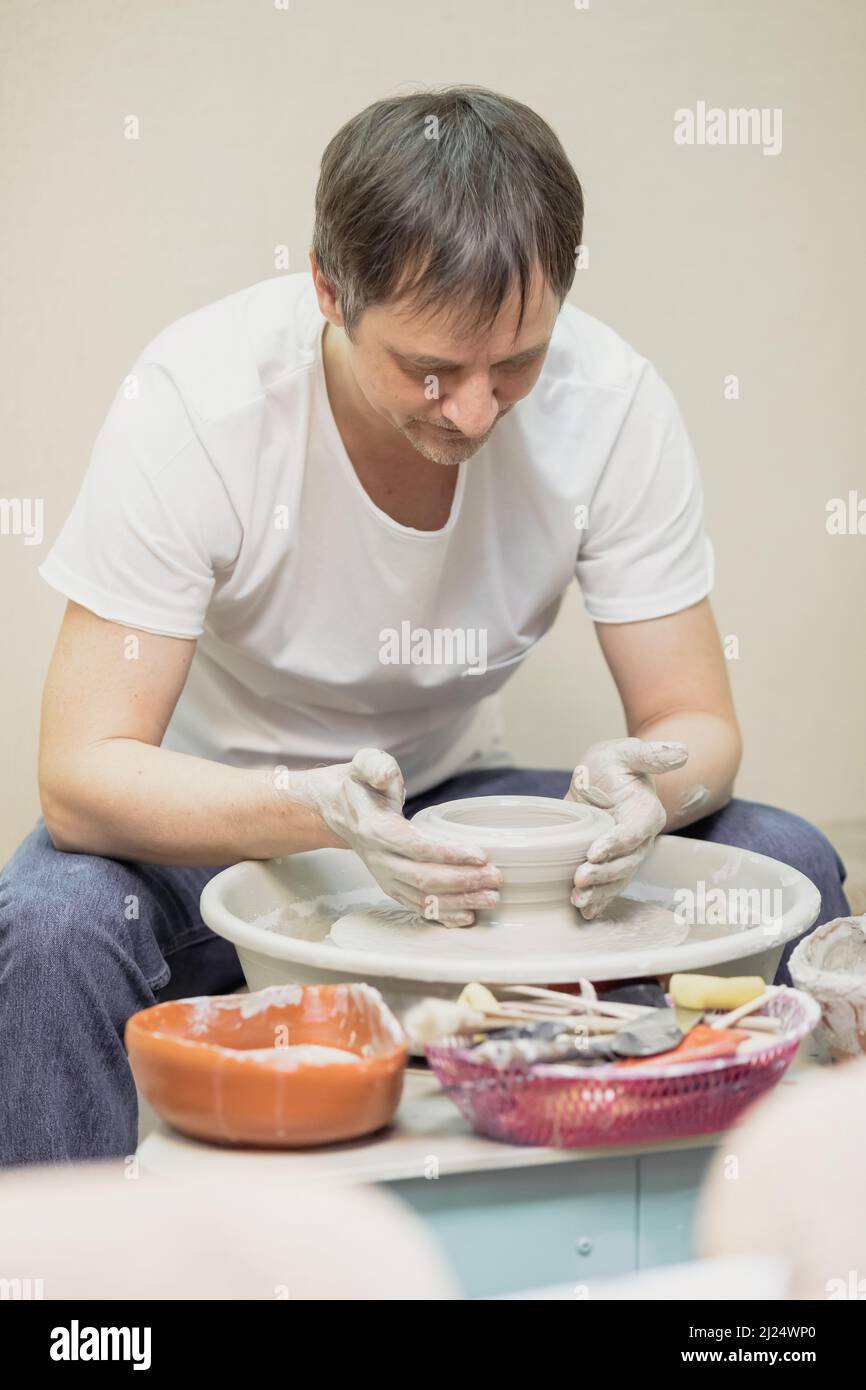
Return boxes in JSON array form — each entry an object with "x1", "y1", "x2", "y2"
[{"x1": 126, "y1": 983, "x2": 408, "y2": 1148}]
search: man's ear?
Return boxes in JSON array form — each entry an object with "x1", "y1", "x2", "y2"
[{"x1": 308, "y1": 250, "x2": 345, "y2": 328}]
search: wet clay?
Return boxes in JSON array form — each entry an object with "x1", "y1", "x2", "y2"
[{"x1": 329, "y1": 895, "x2": 689, "y2": 960}]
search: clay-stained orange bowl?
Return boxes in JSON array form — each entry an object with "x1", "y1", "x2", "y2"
[{"x1": 126, "y1": 983, "x2": 408, "y2": 1148}]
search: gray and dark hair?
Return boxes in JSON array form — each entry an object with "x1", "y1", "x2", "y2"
[{"x1": 311, "y1": 86, "x2": 584, "y2": 340}]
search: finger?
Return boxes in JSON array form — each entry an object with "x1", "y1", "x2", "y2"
[
  {"x1": 383, "y1": 821, "x2": 490, "y2": 867},
  {"x1": 620, "y1": 739, "x2": 689, "y2": 777},
  {"x1": 420, "y1": 893, "x2": 479, "y2": 927},
  {"x1": 573, "y1": 867, "x2": 641, "y2": 918},
  {"x1": 574, "y1": 880, "x2": 623, "y2": 920},
  {"x1": 386, "y1": 885, "x2": 475, "y2": 928},
  {"x1": 573, "y1": 850, "x2": 647, "y2": 888},
  {"x1": 566, "y1": 780, "x2": 615, "y2": 810},
  {"x1": 392, "y1": 857, "x2": 502, "y2": 895},
  {"x1": 587, "y1": 810, "x2": 663, "y2": 861},
  {"x1": 350, "y1": 748, "x2": 406, "y2": 809},
  {"x1": 420, "y1": 890, "x2": 500, "y2": 916}
]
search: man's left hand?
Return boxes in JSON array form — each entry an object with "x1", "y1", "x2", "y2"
[{"x1": 566, "y1": 737, "x2": 689, "y2": 919}]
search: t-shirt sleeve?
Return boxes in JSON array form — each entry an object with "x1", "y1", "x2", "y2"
[
  {"x1": 574, "y1": 362, "x2": 715, "y2": 623},
  {"x1": 39, "y1": 361, "x2": 242, "y2": 638}
]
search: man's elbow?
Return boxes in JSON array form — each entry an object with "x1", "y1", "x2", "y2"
[
  {"x1": 38, "y1": 770, "x2": 91, "y2": 854},
  {"x1": 713, "y1": 720, "x2": 743, "y2": 813},
  {"x1": 726, "y1": 716, "x2": 744, "y2": 783}
]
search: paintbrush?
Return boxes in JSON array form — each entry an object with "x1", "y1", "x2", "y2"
[
  {"x1": 404, "y1": 994, "x2": 626, "y2": 1046},
  {"x1": 500, "y1": 984, "x2": 651, "y2": 1021}
]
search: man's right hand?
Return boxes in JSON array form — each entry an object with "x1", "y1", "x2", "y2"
[{"x1": 283, "y1": 749, "x2": 502, "y2": 926}]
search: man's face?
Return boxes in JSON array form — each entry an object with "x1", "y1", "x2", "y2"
[{"x1": 324, "y1": 270, "x2": 560, "y2": 466}]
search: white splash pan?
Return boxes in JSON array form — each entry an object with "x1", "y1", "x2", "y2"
[{"x1": 201, "y1": 836, "x2": 821, "y2": 1022}]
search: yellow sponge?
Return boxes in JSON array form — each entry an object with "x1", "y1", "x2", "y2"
[{"x1": 670, "y1": 973, "x2": 765, "y2": 1011}]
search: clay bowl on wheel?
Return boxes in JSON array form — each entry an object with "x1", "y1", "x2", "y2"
[
  {"x1": 126, "y1": 983, "x2": 408, "y2": 1148},
  {"x1": 411, "y1": 794, "x2": 614, "y2": 923}
]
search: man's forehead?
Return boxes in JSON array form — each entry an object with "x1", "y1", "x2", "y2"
[{"x1": 368, "y1": 277, "x2": 559, "y2": 363}]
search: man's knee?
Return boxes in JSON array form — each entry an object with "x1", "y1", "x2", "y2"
[
  {"x1": 0, "y1": 835, "x2": 167, "y2": 992},
  {"x1": 711, "y1": 799, "x2": 846, "y2": 890},
  {"x1": 752, "y1": 804, "x2": 844, "y2": 889}
]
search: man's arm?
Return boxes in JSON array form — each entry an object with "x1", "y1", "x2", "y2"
[
  {"x1": 38, "y1": 601, "x2": 344, "y2": 865},
  {"x1": 38, "y1": 603, "x2": 497, "y2": 924},
  {"x1": 593, "y1": 597, "x2": 742, "y2": 831}
]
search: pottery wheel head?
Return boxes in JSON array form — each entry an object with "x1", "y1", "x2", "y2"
[{"x1": 329, "y1": 897, "x2": 689, "y2": 969}]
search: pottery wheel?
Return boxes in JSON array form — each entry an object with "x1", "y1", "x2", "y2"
[{"x1": 328, "y1": 896, "x2": 689, "y2": 964}]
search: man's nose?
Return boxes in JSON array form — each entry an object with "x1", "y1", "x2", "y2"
[{"x1": 441, "y1": 376, "x2": 499, "y2": 437}]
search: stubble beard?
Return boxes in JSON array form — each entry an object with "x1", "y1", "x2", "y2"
[{"x1": 397, "y1": 419, "x2": 498, "y2": 466}]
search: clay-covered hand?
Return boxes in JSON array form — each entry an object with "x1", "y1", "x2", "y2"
[
  {"x1": 566, "y1": 737, "x2": 689, "y2": 919},
  {"x1": 283, "y1": 748, "x2": 502, "y2": 927}
]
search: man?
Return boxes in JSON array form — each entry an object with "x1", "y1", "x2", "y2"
[{"x1": 1, "y1": 87, "x2": 848, "y2": 1165}]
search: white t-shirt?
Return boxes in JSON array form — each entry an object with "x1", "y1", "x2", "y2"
[{"x1": 40, "y1": 274, "x2": 714, "y2": 796}]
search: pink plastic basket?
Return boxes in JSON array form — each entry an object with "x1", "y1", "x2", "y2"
[{"x1": 424, "y1": 989, "x2": 821, "y2": 1148}]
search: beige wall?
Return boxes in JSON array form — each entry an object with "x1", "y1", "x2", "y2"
[{"x1": 2, "y1": 0, "x2": 864, "y2": 862}]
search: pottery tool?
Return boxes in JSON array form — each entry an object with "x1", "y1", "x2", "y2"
[
  {"x1": 403, "y1": 999, "x2": 487, "y2": 1045},
  {"x1": 668, "y1": 1003, "x2": 780, "y2": 1035},
  {"x1": 411, "y1": 983, "x2": 680, "y2": 1063},
  {"x1": 405, "y1": 968, "x2": 789, "y2": 1062},
  {"x1": 509, "y1": 979, "x2": 780, "y2": 1036},
  {"x1": 608, "y1": 1006, "x2": 683, "y2": 1058},
  {"x1": 601, "y1": 980, "x2": 668, "y2": 1010},
  {"x1": 404, "y1": 996, "x2": 617, "y2": 1047},
  {"x1": 505, "y1": 978, "x2": 781, "y2": 1038},
  {"x1": 468, "y1": 1031, "x2": 615, "y2": 1067},
  {"x1": 455, "y1": 985, "x2": 622, "y2": 1031},
  {"x1": 672, "y1": 1004, "x2": 705, "y2": 1034},
  {"x1": 406, "y1": 980, "x2": 649, "y2": 1051},
  {"x1": 500, "y1": 984, "x2": 653, "y2": 1021},
  {"x1": 439, "y1": 1008, "x2": 752, "y2": 1068},
  {"x1": 614, "y1": 1024, "x2": 752, "y2": 1070},
  {"x1": 709, "y1": 987, "x2": 779, "y2": 1030},
  {"x1": 730, "y1": 1014, "x2": 781, "y2": 1033}
]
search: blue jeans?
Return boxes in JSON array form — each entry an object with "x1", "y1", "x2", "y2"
[{"x1": 0, "y1": 772, "x2": 849, "y2": 1167}]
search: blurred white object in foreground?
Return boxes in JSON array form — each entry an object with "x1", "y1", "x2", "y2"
[
  {"x1": 0, "y1": 1163, "x2": 457, "y2": 1300},
  {"x1": 500, "y1": 1253, "x2": 789, "y2": 1300},
  {"x1": 698, "y1": 1058, "x2": 866, "y2": 1300}
]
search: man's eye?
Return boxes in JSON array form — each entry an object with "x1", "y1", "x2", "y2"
[
  {"x1": 501, "y1": 359, "x2": 535, "y2": 372},
  {"x1": 402, "y1": 359, "x2": 537, "y2": 378}
]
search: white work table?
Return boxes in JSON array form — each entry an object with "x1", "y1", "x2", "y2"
[
  {"x1": 139, "y1": 1066, "x2": 723, "y2": 1185},
  {"x1": 137, "y1": 1038, "x2": 824, "y2": 1297}
]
